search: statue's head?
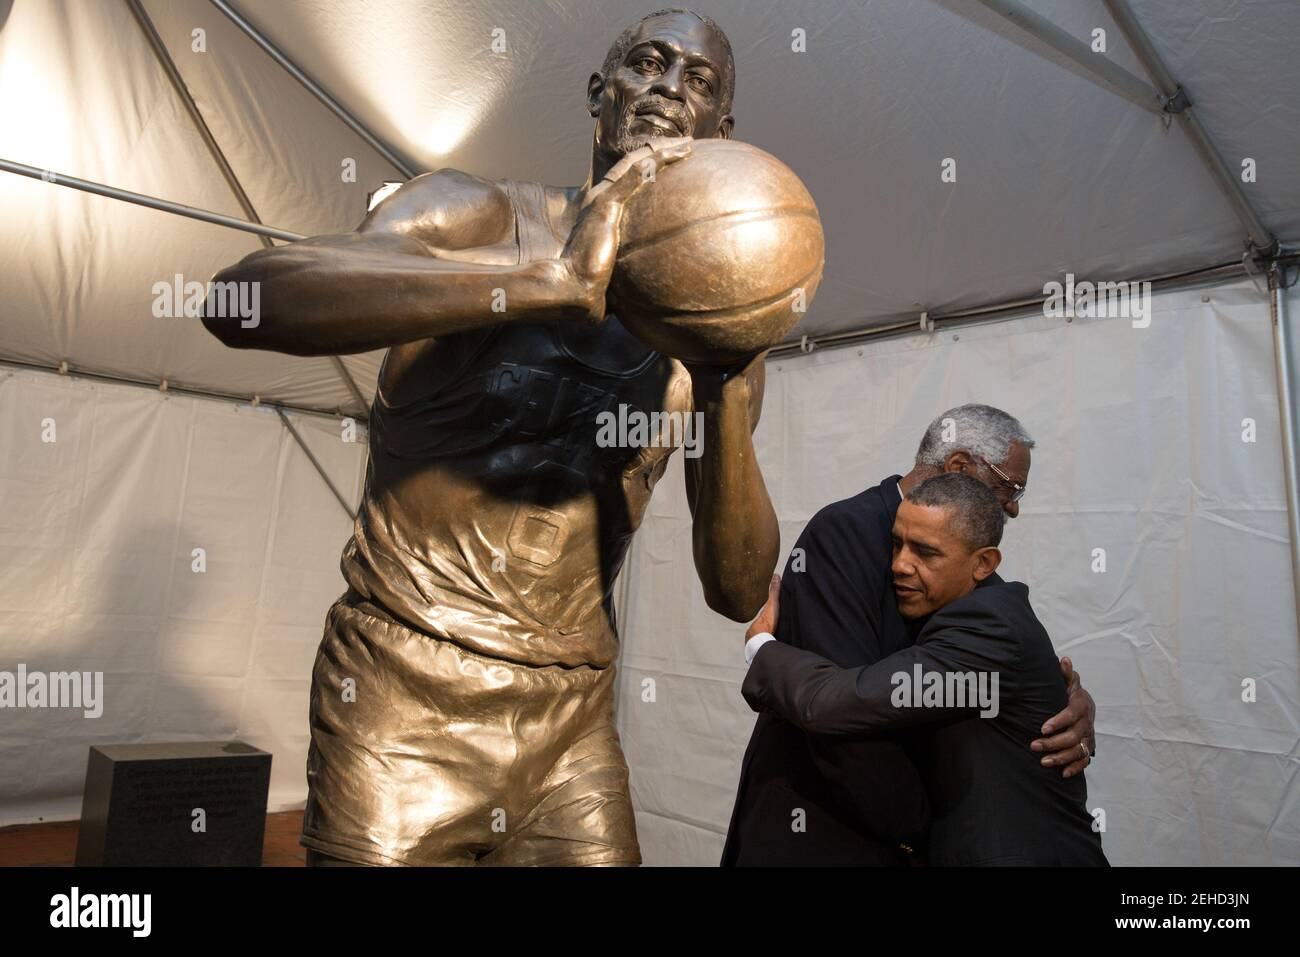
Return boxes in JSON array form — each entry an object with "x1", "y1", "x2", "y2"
[{"x1": 588, "y1": 8, "x2": 735, "y2": 161}]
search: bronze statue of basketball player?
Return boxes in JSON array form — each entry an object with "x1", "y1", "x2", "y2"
[{"x1": 204, "y1": 9, "x2": 777, "y2": 865}]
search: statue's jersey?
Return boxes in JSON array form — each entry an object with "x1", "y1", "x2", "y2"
[{"x1": 341, "y1": 178, "x2": 693, "y2": 668}]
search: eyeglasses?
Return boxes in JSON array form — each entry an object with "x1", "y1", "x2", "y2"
[{"x1": 979, "y1": 457, "x2": 1027, "y2": 502}]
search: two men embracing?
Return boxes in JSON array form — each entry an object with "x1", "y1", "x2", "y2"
[{"x1": 725, "y1": 404, "x2": 1108, "y2": 867}]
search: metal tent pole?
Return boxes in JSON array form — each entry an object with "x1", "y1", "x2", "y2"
[
  {"x1": 276, "y1": 408, "x2": 356, "y2": 520},
  {"x1": 973, "y1": 0, "x2": 1163, "y2": 114},
  {"x1": 0, "y1": 158, "x2": 304, "y2": 242},
  {"x1": 326, "y1": 356, "x2": 370, "y2": 419},
  {"x1": 123, "y1": 0, "x2": 370, "y2": 418},
  {"x1": 206, "y1": 0, "x2": 418, "y2": 180},
  {"x1": 0, "y1": 356, "x2": 362, "y2": 423},
  {"x1": 1270, "y1": 259, "x2": 1300, "y2": 635},
  {"x1": 768, "y1": 252, "x2": 1300, "y2": 359},
  {"x1": 1103, "y1": 0, "x2": 1279, "y2": 257},
  {"x1": 125, "y1": 0, "x2": 268, "y2": 239}
]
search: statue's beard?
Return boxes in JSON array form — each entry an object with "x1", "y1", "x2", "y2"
[{"x1": 612, "y1": 102, "x2": 687, "y2": 154}]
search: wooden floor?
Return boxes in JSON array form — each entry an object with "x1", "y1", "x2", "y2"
[{"x1": 0, "y1": 810, "x2": 307, "y2": 866}]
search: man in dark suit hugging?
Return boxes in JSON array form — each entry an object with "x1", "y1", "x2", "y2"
[{"x1": 742, "y1": 473, "x2": 1108, "y2": 866}]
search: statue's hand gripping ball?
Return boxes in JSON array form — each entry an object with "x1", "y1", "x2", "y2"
[{"x1": 609, "y1": 139, "x2": 825, "y2": 363}]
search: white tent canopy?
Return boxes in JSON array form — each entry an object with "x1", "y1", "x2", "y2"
[
  {"x1": 4, "y1": 0, "x2": 1299, "y2": 405},
  {"x1": 1, "y1": 0, "x2": 1298, "y2": 864}
]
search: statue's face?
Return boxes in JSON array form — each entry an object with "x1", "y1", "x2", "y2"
[{"x1": 590, "y1": 12, "x2": 734, "y2": 158}]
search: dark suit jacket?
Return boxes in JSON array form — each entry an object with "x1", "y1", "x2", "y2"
[
  {"x1": 742, "y1": 579, "x2": 1108, "y2": 866},
  {"x1": 721, "y1": 477, "x2": 931, "y2": 866}
]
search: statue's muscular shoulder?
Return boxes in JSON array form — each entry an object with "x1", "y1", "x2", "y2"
[{"x1": 360, "y1": 168, "x2": 515, "y2": 254}]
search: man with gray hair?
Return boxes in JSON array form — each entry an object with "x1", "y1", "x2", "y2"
[
  {"x1": 912, "y1": 404, "x2": 1035, "y2": 519},
  {"x1": 722, "y1": 404, "x2": 1096, "y2": 866},
  {"x1": 739, "y1": 473, "x2": 1108, "y2": 865}
]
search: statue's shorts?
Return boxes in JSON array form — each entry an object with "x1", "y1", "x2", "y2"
[{"x1": 300, "y1": 595, "x2": 640, "y2": 866}]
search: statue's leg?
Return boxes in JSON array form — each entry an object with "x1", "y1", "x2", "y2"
[
  {"x1": 299, "y1": 599, "x2": 491, "y2": 866},
  {"x1": 484, "y1": 666, "x2": 641, "y2": 867},
  {"x1": 300, "y1": 596, "x2": 637, "y2": 866}
]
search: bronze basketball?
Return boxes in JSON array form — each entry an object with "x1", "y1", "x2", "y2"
[{"x1": 609, "y1": 139, "x2": 824, "y2": 363}]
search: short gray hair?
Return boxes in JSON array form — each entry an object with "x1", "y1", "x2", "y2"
[
  {"x1": 915, "y1": 404, "x2": 1035, "y2": 470},
  {"x1": 907, "y1": 473, "x2": 1006, "y2": 550}
]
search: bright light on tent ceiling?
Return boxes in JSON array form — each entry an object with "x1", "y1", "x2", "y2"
[
  {"x1": 422, "y1": 104, "x2": 479, "y2": 157},
  {"x1": 288, "y1": 4, "x2": 491, "y2": 160},
  {"x1": 0, "y1": 26, "x2": 75, "y2": 172}
]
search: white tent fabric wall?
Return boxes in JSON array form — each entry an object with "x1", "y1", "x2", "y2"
[
  {"x1": 0, "y1": 369, "x2": 365, "y2": 826},
  {"x1": 615, "y1": 277, "x2": 1300, "y2": 867}
]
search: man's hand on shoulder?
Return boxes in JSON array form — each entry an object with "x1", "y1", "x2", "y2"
[
  {"x1": 746, "y1": 574, "x2": 782, "y2": 642},
  {"x1": 1031, "y1": 656, "x2": 1097, "y2": 778},
  {"x1": 742, "y1": 574, "x2": 782, "y2": 666}
]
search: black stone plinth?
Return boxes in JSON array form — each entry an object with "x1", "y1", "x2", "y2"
[{"x1": 75, "y1": 741, "x2": 272, "y2": 866}]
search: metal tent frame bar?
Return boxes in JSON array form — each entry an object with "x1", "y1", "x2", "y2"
[
  {"x1": 124, "y1": 0, "x2": 370, "y2": 418},
  {"x1": 0, "y1": 157, "x2": 304, "y2": 243},
  {"x1": 977, "y1": 0, "x2": 1277, "y2": 257},
  {"x1": 207, "y1": 0, "x2": 418, "y2": 180},
  {"x1": 1103, "y1": 0, "x2": 1278, "y2": 257},
  {"x1": 974, "y1": 0, "x2": 1163, "y2": 114},
  {"x1": 275, "y1": 408, "x2": 356, "y2": 519},
  {"x1": 125, "y1": 0, "x2": 268, "y2": 240},
  {"x1": 0, "y1": 356, "x2": 364, "y2": 424},
  {"x1": 768, "y1": 252, "x2": 1300, "y2": 358},
  {"x1": 1270, "y1": 259, "x2": 1300, "y2": 634}
]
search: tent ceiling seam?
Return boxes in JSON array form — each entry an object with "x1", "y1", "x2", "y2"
[
  {"x1": 125, "y1": 0, "x2": 271, "y2": 246},
  {"x1": 973, "y1": 0, "x2": 1163, "y2": 114},
  {"x1": 126, "y1": 0, "x2": 371, "y2": 417},
  {"x1": 206, "y1": 0, "x2": 417, "y2": 180},
  {"x1": 1102, "y1": 0, "x2": 1278, "y2": 256}
]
